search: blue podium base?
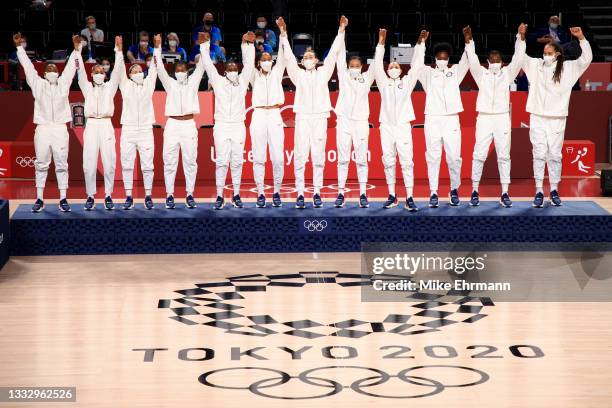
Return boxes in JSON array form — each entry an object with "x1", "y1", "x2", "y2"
[{"x1": 9, "y1": 201, "x2": 612, "y2": 255}]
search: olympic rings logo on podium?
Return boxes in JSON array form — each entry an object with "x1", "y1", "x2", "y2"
[
  {"x1": 303, "y1": 220, "x2": 328, "y2": 232},
  {"x1": 198, "y1": 365, "x2": 490, "y2": 399},
  {"x1": 16, "y1": 156, "x2": 36, "y2": 168}
]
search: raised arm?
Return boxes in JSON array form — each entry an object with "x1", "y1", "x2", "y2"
[
  {"x1": 462, "y1": 26, "x2": 484, "y2": 86},
  {"x1": 58, "y1": 36, "x2": 81, "y2": 90},
  {"x1": 200, "y1": 33, "x2": 222, "y2": 87},
  {"x1": 336, "y1": 36, "x2": 348, "y2": 82},
  {"x1": 373, "y1": 28, "x2": 388, "y2": 86},
  {"x1": 455, "y1": 26, "x2": 471, "y2": 83},
  {"x1": 108, "y1": 36, "x2": 124, "y2": 91},
  {"x1": 506, "y1": 24, "x2": 528, "y2": 80},
  {"x1": 405, "y1": 30, "x2": 428, "y2": 89},
  {"x1": 320, "y1": 15, "x2": 348, "y2": 80},
  {"x1": 75, "y1": 47, "x2": 92, "y2": 96},
  {"x1": 240, "y1": 32, "x2": 256, "y2": 85},
  {"x1": 153, "y1": 34, "x2": 173, "y2": 90},
  {"x1": 280, "y1": 28, "x2": 300, "y2": 84},
  {"x1": 567, "y1": 27, "x2": 592, "y2": 80},
  {"x1": 13, "y1": 33, "x2": 42, "y2": 89},
  {"x1": 190, "y1": 32, "x2": 211, "y2": 84}
]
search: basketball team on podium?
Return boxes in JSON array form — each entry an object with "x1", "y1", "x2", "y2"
[{"x1": 13, "y1": 14, "x2": 592, "y2": 213}]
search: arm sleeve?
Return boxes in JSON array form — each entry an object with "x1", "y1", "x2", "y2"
[
  {"x1": 273, "y1": 34, "x2": 286, "y2": 76},
  {"x1": 506, "y1": 34, "x2": 527, "y2": 80},
  {"x1": 145, "y1": 52, "x2": 158, "y2": 90},
  {"x1": 200, "y1": 41, "x2": 221, "y2": 87},
  {"x1": 281, "y1": 34, "x2": 301, "y2": 84},
  {"x1": 239, "y1": 42, "x2": 256, "y2": 87},
  {"x1": 191, "y1": 43, "x2": 208, "y2": 83},
  {"x1": 455, "y1": 47, "x2": 470, "y2": 83},
  {"x1": 373, "y1": 44, "x2": 388, "y2": 87},
  {"x1": 336, "y1": 39, "x2": 348, "y2": 83},
  {"x1": 58, "y1": 49, "x2": 78, "y2": 90},
  {"x1": 320, "y1": 31, "x2": 344, "y2": 80},
  {"x1": 465, "y1": 40, "x2": 484, "y2": 86},
  {"x1": 75, "y1": 52, "x2": 92, "y2": 96},
  {"x1": 568, "y1": 39, "x2": 593, "y2": 81},
  {"x1": 153, "y1": 46, "x2": 172, "y2": 90},
  {"x1": 108, "y1": 48, "x2": 124, "y2": 92},
  {"x1": 405, "y1": 41, "x2": 426, "y2": 90},
  {"x1": 16, "y1": 46, "x2": 42, "y2": 89}
]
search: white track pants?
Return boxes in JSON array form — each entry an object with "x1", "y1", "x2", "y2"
[
  {"x1": 337, "y1": 117, "x2": 369, "y2": 190},
  {"x1": 214, "y1": 121, "x2": 246, "y2": 195},
  {"x1": 249, "y1": 108, "x2": 284, "y2": 195},
  {"x1": 163, "y1": 118, "x2": 198, "y2": 196},
  {"x1": 380, "y1": 123, "x2": 413, "y2": 192},
  {"x1": 34, "y1": 123, "x2": 69, "y2": 191},
  {"x1": 294, "y1": 117, "x2": 328, "y2": 196},
  {"x1": 529, "y1": 114, "x2": 566, "y2": 186},
  {"x1": 83, "y1": 118, "x2": 115, "y2": 197},
  {"x1": 120, "y1": 125, "x2": 154, "y2": 194},
  {"x1": 424, "y1": 114, "x2": 462, "y2": 192},
  {"x1": 472, "y1": 113, "x2": 511, "y2": 186}
]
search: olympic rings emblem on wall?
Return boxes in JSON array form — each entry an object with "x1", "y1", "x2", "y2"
[
  {"x1": 303, "y1": 220, "x2": 328, "y2": 232},
  {"x1": 16, "y1": 156, "x2": 36, "y2": 168},
  {"x1": 198, "y1": 365, "x2": 490, "y2": 399}
]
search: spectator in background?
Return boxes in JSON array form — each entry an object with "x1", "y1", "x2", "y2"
[
  {"x1": 163, "y1": 32, "x2": 188, "y2": 61},
  {"x1": 80, "y1": 34, "x2": 95, "y2": 62},
  {"x1": 529, "y1": 15, "x2": 571, "y2": 48},
  {"x1": 100, "y1": 57, "x2": 112, "y2": 79},
  {"x1": 144, "y1": 53, "x2": 153, "y2": 76},
  {"x1": 254, "y1": 29, "x2": 273, "y2": 57},
  {"x1": 80, "y1": 16, "x2": 104, "y2": 43},
  {"x1": 190, "y1": 31, "x2": 226, "y2": 63},
  {"x1": 128, "y1": 31, "x2": 153, "y2": 63},
  {"x1": 192, "y1": 12, "x2": 222, "y2": 45},
  {"x1": 255, "y1": 16, "x2": 278, "y2": 50}
]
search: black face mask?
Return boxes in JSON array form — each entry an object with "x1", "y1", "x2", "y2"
[{"x1": 204, "y1": 20, "x2": 214, "y2": 25}]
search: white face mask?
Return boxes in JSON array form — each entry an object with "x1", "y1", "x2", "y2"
[
  {"x1": 93, "y1": 73, "x2": 105, "y2": 85},
  {"x1": 131, "y1": 72, "x2": 144, "y2": 84},
  {"x1": 140, "y1": 41, "x2": 148, "y2": 47},
  {"x1": 488, "y1": 62, "x2": 502, "y2": 72},
  {"x1": 387, "y1": 68, "x2": 401, "y2": 79},
  {"x1": 226, "y1": 71, "x2": 239, "y2": 82},
  {"x1": 88, "y1": 23, "x2": 96, "y2": 30},
  {"x1": 543, "y1": 55, "x2": 556, "y2": 65},
  {"x1": 435, "y1": 59, "x2": 449, "y2": 69},
  {"x1": 302, "y1": 59, "x2": 317, "y2": 70},
  {"x1": 175, "y1": 71, "x2": 188, "y2": 82},
  {"x1": 257, "y1": 22, "x2": 266, "y2": 29},
  {"x1": 260, "y1": 60, "x2": 273, "y2": 72},
  {"x1": 549, "y1": 23, "x2": 558, "y2": 29},
  {"x1": 44, "y1": 72, "x2": 59, "y2": 83},
  {"x1": 349, "y1": 67, "x2": 362, "y2": 79},
  {"x1": 102, "y1": 64, "x2": 110, "y2": 72},
  {"x1": 168, "y1": 40, "x2": 177, "y2": 47}
]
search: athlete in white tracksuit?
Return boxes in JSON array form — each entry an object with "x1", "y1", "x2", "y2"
[
  {"x1": 249, "y1": 18, "x2": 287, "y2": 209},
  {"x1": 281, "y1": 16, "x2": 347, "y2": 208},
  {"x1": 76, "y1": 36, "x2": 123, "y2": 210},
  {"x1": 521, "y1": 27, "x2": 592, "y2": 207},
  {"x1": 201, "y1": 33, "x2": 255, "y2": 210},
  {"x1": 118, "y1": 51, "x2": 158, "y2": 210},
  {"x1": 154, "y1": 33, "x2": 207, "y2": 209},
  {"x1": 14, "y1": 33, "x2": 79, "y2": 212},
  {"x1": 373, "y1": 29, "x2": 427, "y2": 211},
  {"x1": 419, "y1": 29, "x2": 470, "y2": 207},
  {"x1": 333, "y1": 34, "x2": 375, "y2": 209},
  {"x1": 464, "y1": 24, "x2": 527, "y2": 208}
]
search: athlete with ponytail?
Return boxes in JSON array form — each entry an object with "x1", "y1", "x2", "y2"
[{"x1": 521, "y1": 26, "x2": 592, "y2": 207}]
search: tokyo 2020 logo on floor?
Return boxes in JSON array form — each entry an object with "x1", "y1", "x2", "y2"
[{"x1": 158, "y1": 272, "x2": 494, "y2": 338}]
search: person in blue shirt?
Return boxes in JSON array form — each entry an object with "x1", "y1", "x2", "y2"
[
  {"x1": 192, "y1": 12, "x2": 222, "y2": 45},
  {"x1": 162, "y1": 32, "x2": 188, "y2": 61},
  {"x1": 529, "y1": 15, "x2": 571, "y2": 48},
  {"x1": 190, "y1": 32, "x2": 226, "y2": 63},
  {"x1": 255, "y1": 16, "x2": 277, "y2": 50},
  {"x1": 127, "y1": 31, "x2": 153, "y2": 63},
  {"x1": 254, "y1": 29, "x2": 273, "y2": 57}
]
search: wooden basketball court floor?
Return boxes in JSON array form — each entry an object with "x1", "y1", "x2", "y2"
[{"x1": 1, "y1": 197, "x2": 611, "y2": 407}]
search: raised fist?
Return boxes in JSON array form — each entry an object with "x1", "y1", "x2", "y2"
[
  {"x1": 340, "y1": 15, "x2": 349, "y2": 29},
  {"x1": 378, "y1": 28, "x2": 387, "y2": 45},
  {"x1": 198, "y1": 31, "x2": 210, "y2": 44},
  {"x1": 243, "y1": 31, "x2": 256, "y2": 43},
  {"x1": 115, "y1": 35, "x2": 123, "y2": 51},
  {"x1": 570, "y1": 27, "x2": 585, "y2": 40},
  {"x1": 463, "y1": 26, "x2": 472, "y2": 42},
  {"x1": 518, "y1": 23, "x2": 528, "y2": 40},
  {"x1": 276, "y1": 17, "x2": 287, "y2": 33},
  {"x1": 72, "y1": 35, "x2": 81, "y2": 50},
  {"x1": 418, "y1": 30, "x2": 429, "y2": 44},
  {"x1": 13, "y1": 32, "x2": 22, "y2": 47}
]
